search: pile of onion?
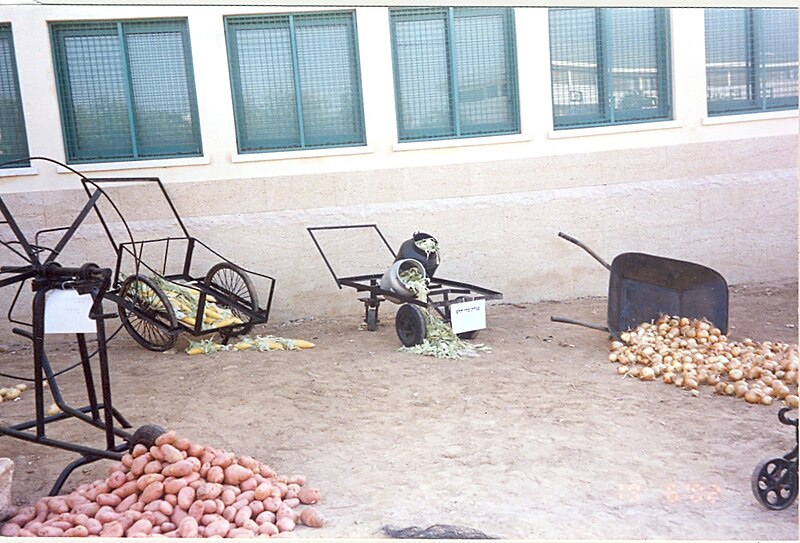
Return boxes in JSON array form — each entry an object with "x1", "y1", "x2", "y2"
[
  {"x1": 609, "y1": 315, "x2": 799, "y2": 408},
  {"x1": 0, "y1": 430, "x2": 325, "y2": 537}
]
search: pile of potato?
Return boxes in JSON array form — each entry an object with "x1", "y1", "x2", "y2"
[
  {"x1": 0, "y1": 430, "x2": 325, "y2": 537},
  {"x1": 609, "y1": 315, "x2": 799, "y2": 408}
]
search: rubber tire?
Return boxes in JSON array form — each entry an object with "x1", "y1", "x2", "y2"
[
  {"x1": 395, "y1": 304, "x2": 427, "y2": 347},
  {"x1": 366, "y1": 307, "x2": 378, "y2": 331},
  {"x1": 204, "y1": 262, "x2": 259, "y2": 335},
  {"x1": 751, "y1": 457, "x2": 798, "y2": 510},
  {"x1": 118, "y1": 275, "x2": 178, "y2": 352},
  {"x1": 129, "y1": 424, "x2": 166, "y2": 452}
]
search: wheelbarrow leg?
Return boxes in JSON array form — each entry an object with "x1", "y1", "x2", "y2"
[{"x1": 359, "y1": 279, "x2": 384, "y2": 331}]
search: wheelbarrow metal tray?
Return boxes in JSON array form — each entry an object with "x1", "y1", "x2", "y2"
[{"x1": 608, "y1": 252, "x2": 729, "y2": 337}]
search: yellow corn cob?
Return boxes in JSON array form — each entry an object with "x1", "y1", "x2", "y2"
[
  {"x1": 213, "y1": 317, "x2": 240, "y2": 328},
  {"x1": 293, "y1": 340, "x2": 315, "y2": 349},
  {"x1": 186, "y1": 347, "x2": 204, "y2": 355},
  {"x1": 234, "y1": 342, "x2": 253, "y2": 350}
]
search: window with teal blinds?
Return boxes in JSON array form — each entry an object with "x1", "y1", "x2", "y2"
[
  {"x1": 0, "y1": 24, "x2": 30, "y2": 168},
  {"x1": 225, "y1": 11, "x2": 365, "y2": 153},
  {"x1": 705, "y1": 8, "x2": 798, "y2": 115},
  {"x1": 50, "y1": 19, "x2": 202, "y2": 164},
  {"x1": 390, "y1": 7, "x2": 519, "y2": 142},
  {"x1": 549, "y1": 8, "x2": 672, "y2": 129}
]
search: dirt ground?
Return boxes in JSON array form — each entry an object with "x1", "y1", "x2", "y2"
[{"x1": 0, "y1": 280, "x2": 798, "y2": 539}]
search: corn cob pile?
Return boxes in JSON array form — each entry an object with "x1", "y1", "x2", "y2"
[
  {"x1": 150, "y1": 276, "x2": 244, "y2": 331},
  {"x1": 186, "y1": 335, "x2": 315, "y2": 355},
  {"x1": 609, "y1": 314, "x2": 799, "y2": 408}
]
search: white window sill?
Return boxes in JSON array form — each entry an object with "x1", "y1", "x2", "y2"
[
  {"x1": 702, "y1": 109, "x2": 799, "y2": 126},
  {"x1": 392, "y1": 132, "x2": 531, "y2": 152},
  {"x1": 548, "y1": 120, "x2": 683, "y2": 139},
  {"x1": 230, "y1": 145, "x2": 373, "y2": 163},
  {"x1": 0, "y1": 166, "x2": 38, "y2": 178},
  {"x1": 56, "y1": 156, "x2": 210, "y2": 174}
]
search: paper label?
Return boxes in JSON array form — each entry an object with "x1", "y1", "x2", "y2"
[
  {"x1": 44, "y1": 289, "x2": 96, "y2": 334},
  {"x1": 450, "y1": 298, "x2": 486, "y2": 335}
]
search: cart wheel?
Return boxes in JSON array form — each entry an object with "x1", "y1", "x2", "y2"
[
  {"x1": 205, "y1": 262, "x2": 259, "y2": 335},
  {"x1": 128, "y1": 424, "x2": 166, "y2": 451},
  {"x1": 366, "y1": 307, "x2": 378, "y2": 331},
  {"x1": 118, "y1": 275, "x2": 178, "y2": 352},
  {"x1": 395, "y1": 304, "x2": 427, "y2": 347},
  {"x1": 751, "y1": 457, "x2": 799, "y2": 510},
  {"x1": 453, "y1": 296, "x2": 479, "y2": 340}
]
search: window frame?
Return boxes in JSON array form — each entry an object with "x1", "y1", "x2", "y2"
[
  {"x1": 224, "y1": 10, "x2": 367, "y2": 154},
  {"x1": 705, "y1": 8, "x2": 799, "y2": 117},
  {"x1": 0, "y1": 23, "x2": 30, "y2": 169},
  {"x1": 549, "y1": 7, "x2": 673, "y2": 130},
  {"x1": 50, "y1": 18, "x2": 203, "y2": 164},
  {"x1": 389, "y1": 6, "x2": 520, "y2": 143}
]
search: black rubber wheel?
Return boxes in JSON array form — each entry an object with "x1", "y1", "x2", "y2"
[
  {"x1": 129, "y1": 424, "x2": 166, "y2": 451},
  {"x1": 118, "y1": 275, "x2": 178, "y2": 352},
  {"x1": 366, "y1": 307, "x2": 378, "y2": 331},
  {"x1": 395, "y1": 304, "x2": 427, "y2": 347},
  {"x1": 204, "y1": 262, "x2": 259, "y2": 335},
  {"x1": 453, "y1": 296, "x2": 480, "y2": 340},
  {"x1": 751, "y1": 457, "x2": 798, "y2": 510}
]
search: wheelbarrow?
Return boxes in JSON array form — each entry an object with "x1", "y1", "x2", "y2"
[
  {"x1": 751, "y1": 407, "x2": 798, "y2": 510},
  {"x1": 550, "y1": 232, "x2": 729, "y2": 339}
]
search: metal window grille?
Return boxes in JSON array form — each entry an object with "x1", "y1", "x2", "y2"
[
  {"x1": 50, "y1": 19, "x2": 202, "y2": 164},
  {"x1": 225, "y1": 11, "x2": 366, "y2": 153},
  {"x1": 705, "y1": 8, "x2": 798, "y2": 116},
  {"x1": 0, "y1": 24, "x2": 30, "y2": 168},
  {"x1": 389, "y1": 7, "x2": 520, "y2": 142},
  {"x1": 549, "y1": 7, "x2": 672, "y2": 129}
]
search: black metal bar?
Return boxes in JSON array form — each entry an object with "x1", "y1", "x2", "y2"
[
  {"x1": 0, "y1": 198, "x2": 39, "y2": 264},
  {"x1": 43, "y1": 190, "x2": 104, "y2": 265},
  {"x1": 32, "y1": 288, "x2": 47, "y2": 437},
  {"x1": 92, "y1": 292, "x2": 117, "y2": 451},
  {"x1": 0, "y1": 425, "x2": 124, "y2": 460},
  {"x1": 549, "y1": 315, "x2": 610, "y2": 332},
  {"x1": 307, "y1": 224, "x2": 396, "y2": 289},
  {"x1": 558, "y1": 231, "x2": 612, "y2": 271},
  {"x1": 76, "y1": 334, "x2": 101, "y2": 422}
]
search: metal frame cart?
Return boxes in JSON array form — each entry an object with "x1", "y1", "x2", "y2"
[
  {"x1": 308, "y1": 224, "x2": 502, "y2": 346},
  {"x1": 751, "y1": 407, "x2": 798, "y2": 510}
]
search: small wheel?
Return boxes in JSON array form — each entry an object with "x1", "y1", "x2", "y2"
[
  {"x1": 128, "y1": 424, "x2": 166, "y2": 451},
  {"x1": 118, "y1": 275, "x2": 178, "y2": 352},
  {"x1": 205, "y1": 262, "x2": 259, "y2": 335},
  {"x1": 395, "y1": 304, "x2": 427, "y2": 347},
  {"x1": 751, "y1": 457, "x2": 799, "y2": 510},
  {"x1": 366, "y1": 307, "x2": 378, "y2": 331}
]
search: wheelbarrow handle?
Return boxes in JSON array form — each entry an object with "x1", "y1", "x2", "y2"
[
  {"x1": 557, "y1": 232, "x2": 612, "y2": 271},
  {"x1": 550, "y1": 316, "x2": 610, "y2": 333}
]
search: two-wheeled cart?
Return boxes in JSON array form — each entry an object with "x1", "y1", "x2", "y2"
[
  {"x1": 308, "y1": 224, "x2": 502, "y2": 346},
  {"x1": 80, "y1": 175, "x2": 276, "y2": 351},
  {"x1": 0, "y1": 157, "x2": 165, "y2": 494},
  {"x1": 752, "y1": 407, "x2": 798, "y2": 510}
]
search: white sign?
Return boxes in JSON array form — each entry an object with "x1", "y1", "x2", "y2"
[
  {"x1": 450, "y1": 298, "x2": 486, "y2": 335},
  {"x1": 44, "y1": 289, "x2": 96, "y2": 334}
]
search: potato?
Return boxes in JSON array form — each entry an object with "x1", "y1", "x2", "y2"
[
  {"x1": 283, "y1": 498, "x2": 300, "y2": 508},
  {"x1": 130, "y1": 454, "x2": 151, "y2": 476},
  {"x1": 112, "y1": 480, "x2": 139, "y2": 499},
  {"x1": 115, "y1": 493, "x2": 138, "y2": 513},
  {"x1": 234, "y1": 505, "x2": 253, "y2": 527},
  {"x1": 254, "y1": 483, "x2": 272, "y2": 501},
  {"x1": 83, "y1": 518, "x2": 103, "y2": 535},
  {"x1": 131, "y1": 444, "x2": 149, "y2": 458},
  {"x1": 239, "y1": 477, "x2": 258, "y2": 492},
  {"x1": 177, "y1": 486, "x2": 196, "y2": 510},
  {"x1": 220, "y1": 488, "x2": 237, "y2": 506},
  {"x1": 121, "y1": 453, "x2": 135, "y2": 468},
  {"x1": 1, "y1": 523, "x2": 21, "y2": 537},
  {"x1": 149, "y1": 446, "x2": 166, "y2": 462},
  {"x1": 202, "y1": 500, "x2": 217, "y2": 514},
  {"x1": 200, "y1": 513, "x2": 222, "y2": 526},
  {"x1": 145, "y1": 460, "x2": 165, "y2": 474},
  {"x1": 285, "y1": 483, "x2": 300, "y2": 499},
  {"x1": 196, "y1": 482, "x2": 223, "y2": 501},
  {"x1": 137, "y1": 473, "x2": 166, "y2": 492},
  {"x1": 258, "y1": 521, "x2": 279, "y2": 536},
  {"x1": 162, "y1": 459, "x2": 194, "y2": 478},
  {"x1": 204, "y1": 518, "x2": 231, "y2": 538},
  {"x1": 126, "y1": 518, "x2": 153, "y2": 536},
  {"x1": 64, "y1": 524, "x2": 89, "y2": 537},
  {"x1": 211, "y1": 452, "x2": 235, "y2": 469},
  {"x1": 276, "y1": 517, "x2": 296, "y2": 532},
  {"x1": 262, "y1": 497, "x2": 281, "y2": 513},
  {"x1": 299, "y1": 507, "x2": 325, "y2": 528},
  {"x1": 169, "y1": 506, "x2": 188, "y2": 527},
  {"x1": 11, "y1": 506, "x2": 37, "y2": 526},
  {"x1": 161, "y1": 521, "x2": 176, "y2": 533},
  {"x1": 96, "y1": 492, "x2": 122, "y2": 507},
  {"x1": 206, "y1": 465, "x2": 224, "y2": 484},
  {"x1": 298, "y1": 487, "x2": 320, "y2": 505},
  {"x1": 141, "y1": 481, "x2": 165, "y2": 504},
  {"x1": 154, "y1": 430, "x2": 177, "y2": 447},
  {"x1": 222, "y1": 505, "x2": 236, "y2": 522},
  {"x1": 228, "y1": 527, "x2": 256, "y2": 537},
  {"x1": 287, "y1": 474, "x2": 306, "y2": 486},
  {"x1": 223, "y1": 464, "x2": 253, "y2": 485},
  {"x1": 178, "y1": 516, "x2": 199, "y2": 538},
  {"x1": 188, "y1": 500, "x2": 206, "y2": 521},
  {"x1": 255, "y1": 511, "x2": 276, "y2": 526},
  {"x1": 37, "y1": 525, "x2": 65, "y2": 537},
  {"x1": 199, "y1": 462, "x2": 211, "y2": 478},
  {"x1": 164, "y1": 477, "x2": 188, "y2": 495},
  {"x1": 249, "y1": 500, "x2": 264, "y2": 516},
  {"x1": 164, "y1": 493, "x2": 178, "y2": 507},
  {"x1": 173, "y1": 437, "x2": 191, "y2": 451},
  {"x1": 107, "y1": 470, "x2": 128, "y2": 490}
]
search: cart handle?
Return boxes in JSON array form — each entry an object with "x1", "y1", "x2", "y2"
[
  {"x1": 549, "y1": 316, "x2": 610, "y2": 333},
  {"x1": 558, "y1": 232, "x2": 611, "y2": 271}
]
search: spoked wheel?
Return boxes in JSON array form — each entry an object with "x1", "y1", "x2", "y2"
[
  {"x1": 751, "y1": 457, "x2": 799, "y2": 510},
  {"x1": 118, "y1": 275, "x2": 178, "y2": 352},
  {"x1": 395, "y1": 304, "x2": 427, "y2": 347},
  {"x1": 204, "y1": 262, "x2": 259, "y2": 335},
  {"x1": 128, "y1": 424, "x2": 166, "y2": 452}
]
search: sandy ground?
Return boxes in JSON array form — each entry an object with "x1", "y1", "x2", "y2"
[{"x1": 0, "y1": 280, "x2": 798, "y2": 539}]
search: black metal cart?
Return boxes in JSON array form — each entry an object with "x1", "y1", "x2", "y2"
[
  {"x1": 752, "y1": 407, "x2": 798, "y2": 510},
  {"x1": 0, "y1": 157, "x2": 164, "y2": 494},
  {"x1": 308, "y1": 224, "x2": 502, "y2": 346},
  {"x1": 80, "y1": 175, "x2": 275, "y2": 351}
]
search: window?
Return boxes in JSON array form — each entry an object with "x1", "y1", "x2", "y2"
[
  {"x1": 0, "y1": 24, "x2": 29, "y2": 169},
  {"x1": 225, "y1": 11, "x2": 365, "y2": 153},
  {"x1": 50, "y1": 19, "x2": 202, "y2": 164},
  {"x1": 389, "y1": 7, "x2": 519, "y2": 142},
  {"x1": 705, "y1": 8, "x2": 798, "y2": 116},
  {"x1": 549, "y1": 8, "x2": 672, "y2": 129}
]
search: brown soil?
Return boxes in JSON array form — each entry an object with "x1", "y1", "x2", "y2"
[{"x1": 0, "y1": 280, "x2": 798, "y2": 539}]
